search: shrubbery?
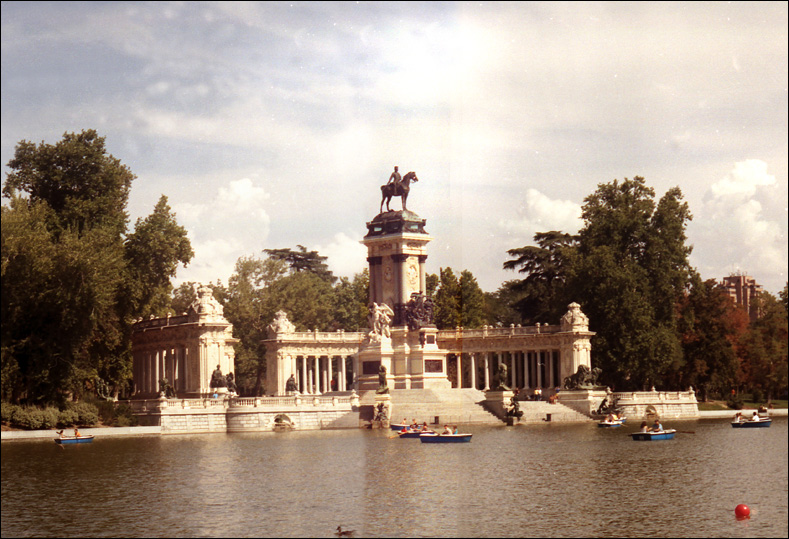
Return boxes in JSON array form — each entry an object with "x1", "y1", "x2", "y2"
[{"x1": 1, "y1": 401, "x2": 101, "y2": 430}]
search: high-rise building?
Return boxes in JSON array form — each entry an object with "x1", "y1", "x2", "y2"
[{"x1": 720, "y1": 274, "x2": 763, "y2": 322}]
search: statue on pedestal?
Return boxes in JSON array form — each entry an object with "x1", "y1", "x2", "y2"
[
  {"x1": 210, "y1": 365, "x2": 227, "y2": 389},
  {"x1": 491, "y1": 363, "x2": 510, "y2": 391},
  {"x1": 376, "y1": 364, "x2": 390, "y2": 394},
  {"x1": 380, "y1": 169, "x2": 419, "y2": 213},
  {"x1": 368, "y1": 302, "x2": 394, "y2": 342},
  {"x1": 226, "y1": 372, "x2": 237, "y2": 394},
  {"x1": 286, "y1": 374, "x2": 298, "y2": 393}
]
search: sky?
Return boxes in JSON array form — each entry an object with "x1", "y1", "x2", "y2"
[{"x1": 2, "y1": 1, "x2": 787, "y2": 296}]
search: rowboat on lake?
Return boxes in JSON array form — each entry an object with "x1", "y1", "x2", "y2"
[
  {"x1": 54, "y1": 435, "x2": 94, "y2": 445},
  {"x1": 731, "y1": 418, "x2": 772, "y2": 428},
  {"x1": 419, "y1": 432, "x2": 472, "y2": 443},
  {"x1": 397, "y1": 429, "x2": 426, "y2": 438},
  {"x1": 598, "y1": 419, "x2": 625, "y2": 428},
  {"x1": 630, "y1": 429, "x2": 676, "y2": 441}
]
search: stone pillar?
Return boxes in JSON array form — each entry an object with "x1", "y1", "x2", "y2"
[
  {"x1": 470, "y1": 353, "x2": 477, "y2": 390},
  {"x1": 524, "y1": 351, "x2": 530, "y2": 389},
  {"x1": 509, "y1": 352, "x2": 515, "y2": 388},
  {"x1": 483, "y1": 353, "x2": 490, "y2": 391},
  {"x1": 456, "y1": 354, "x2": 463, "y2": 389},
  {"x1": 313, "y1": 356, "x2": 320, "y2": 394},
  {"x1": 418, "y1": 255, "x2": 427, "y2": 293},
  {"x1": 301, "y1": 356, "x2": 308, "y2": 394}
]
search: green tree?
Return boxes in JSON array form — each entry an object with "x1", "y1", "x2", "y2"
[
  {"x1": 458, "y1": 270, "x2": 485, "y2": 328},
  {"x1": 333, "y1": 270, "x2": 369, "y2": 331},
  {"x1": 568, "y1": 177, "x2": 693, "y2": 390},
  {"x1": 503, "y1": 231, "x2": 577, "y2": 325},
  {"x1": 434, "y1": 268, "x2": 460, "y2": 329},
  {"x1": 1, "y1": 130, "x2": 192, "y2": 403},
  {"x1": 739, "y1": 292, "x2": 788, "y2": 402},
  {"x1": 264, "y1": 245, "x2": 335, "y2": 283}
]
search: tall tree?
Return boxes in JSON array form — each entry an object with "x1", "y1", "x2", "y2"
[
  {"x1": 739, "y1": 292, "x2": 788, "y2": 402},
  {"x1": 503, "y1": 231, "x2": 577, "y2": 325},
  {"x1": 264, "y1": 245, "x2": 335, "y2": 283},
  {"x1": 568, "y1": 177, "x2": 693, "y2": 390},
  {"x1": 433, "y1": 268, "x2": 460, "y2": 329},
  {"x1": 1, "y1": 130, "x2": 192, "y2": 403},
  {"x1": 458, "y1": 270, "x2": 486, "y2": 328}
]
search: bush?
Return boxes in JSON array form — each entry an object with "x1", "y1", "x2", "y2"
[
  {"x1": 57, "y1": 409, "x2": 79, "y2": 428},
  {"x1": 751, "y1": 388, "x2": 764, "y2": 404},
  {"x1": 112, "y1": 403, "x2": 138, "y2": 427},
  {"x1": 1, "y1": 402, "x2": 21, "y2": 424},
  {"x1": 96, "y1": 400, "x2": 116, "y2": 425},
  {"x1": 68, "y1": 402, "x2": 99, "y2": 426},
  {"x1": 727, "y1": 396, "x2": 744, "y2": 410}
]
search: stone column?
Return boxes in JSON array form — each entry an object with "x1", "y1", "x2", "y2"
[
  {"x1": 509, "y1": 352, "x2": 515, "y2": 388},
  {"x1": 524, "y1": 351, "x2": 530, "y2": 389},
  {"x1": 301, "y1": 356, "x2": 308, "y2": 394},
  {"x1": 470, "y1": 353, "x2": 477, "y2": 390},
  {"x1": 313, "y1": 356, "x2": 321, "y2": 394},
  {"x1": 456, "y1": 354, "x2": 462, "y2": 389},
  {"x1": 537, "y1": 350, "x2": 544, "y2": 388},
  {"x1": 482, "y1": 352, "x2": 490, "y2": 391},
  {"x1": 418, "y1": 255, "x2": 428, "y2": 293}
]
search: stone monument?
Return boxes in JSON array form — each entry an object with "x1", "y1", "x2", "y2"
[{"x1": 357, "y1": 168, "x2": 450, "y2": 391}]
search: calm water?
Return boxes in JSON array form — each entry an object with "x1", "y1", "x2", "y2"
[{"x1": 2, "y1": 418, "x2": 787, "y2": 538}]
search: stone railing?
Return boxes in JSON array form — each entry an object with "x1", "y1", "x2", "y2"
[
  {"x1": 269, "y1": 330, "x2": 366, "y2": 343},
  {"x1": 438, "y1": 324, "x2": 563, "y2": 340},
  {"x1": 132, "y1": 314, "x2": 190, "y2": 331}
]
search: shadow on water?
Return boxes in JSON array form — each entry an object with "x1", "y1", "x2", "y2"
[{"x1": 1, "y1": 418, "x2": 787, "y2": 538}]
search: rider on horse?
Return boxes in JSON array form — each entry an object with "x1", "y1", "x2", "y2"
[{"x1": 387, "y1": 166, "x2": 401, "y2": 193}]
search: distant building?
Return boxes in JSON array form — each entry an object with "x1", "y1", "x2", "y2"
[{"x1": 720, "y1": 274, "x2": 763, "y2": 322}]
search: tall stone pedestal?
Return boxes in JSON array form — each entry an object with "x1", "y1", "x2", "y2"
[
  {"x1": 484, "y1": 390, "x2": 515, "y2": 420},
  {"x1": 371, "y1": 393, "x2": 392, "y2": 429}
]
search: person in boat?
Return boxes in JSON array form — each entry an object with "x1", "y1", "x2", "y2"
[
  {"x1": 400, "y1": 418, "x2": 408, "y2": 426},
  {"x1": 606, "y1": 413, "x2": 616, "y2": 423},
  {"x1": 750, "y1": 411, "x2": 761, "y2": 421},
  {"x1": 443, "y1": 425, "x2": 452, "y2": 434},
  {"x1": 420, "y1": 422, "x2": 430, "y2": 432},
  {"x1": 452, "y1": 425, "x2": 459, "y2": 434},
  {"x1": 56, "y1": 429, "x2": 65, "y2": 438},
  {"x1": 640, "y1": 421, "x2": 649, "y2": 433},
  {"x1": 651, "y1": 419, "x2": 663, "y2": 432},
  {"x1": 733, "y1": 412, "x2": 742, "y2": 422},
  {"x1": 410, "y1": 418, "x2": 419, "y2": 430},
  {"x1": 74, "y1": 427, "x2": 81, "y2": 437}
]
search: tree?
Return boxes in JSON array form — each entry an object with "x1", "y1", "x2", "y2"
[
  {"x1": 568, "y1": 177, "x2": 693, "y2": 390},
  {"x1": 503, "y1": 231, "x2": 577, "y2": 325},
  {"x1": 433, "y1": 268, "x2": 460, "y2": 329},
  {"x1": 123, "y1": 196, "x2": 193, "y2": 317},
  {"x1": 1, "y1": 130, "x2": 192, "y2": 403},
  {"x1": 739, "y1": 292, "x2": 788, "y2": 402},
  {"x1": 458, "y1": 270, "x2": 486, "y2": 328},
  {"x1": 677, "y1": 276, "x2": 744, "y2": 400},
  {"x1": 264, "y1": 245, "x2": 335, "y2": 283}
]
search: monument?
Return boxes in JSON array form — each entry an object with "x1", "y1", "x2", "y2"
[{"x1": 357, "y1": 167, "x2": 451, "y2": 391}]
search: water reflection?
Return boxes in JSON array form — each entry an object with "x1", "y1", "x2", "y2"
[{"x1": 1, "y1": 419, "x2": 786, "y2": 538}]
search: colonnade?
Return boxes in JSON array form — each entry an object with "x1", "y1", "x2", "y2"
[
  {"x1": 447, "y1": 349, "x2": 561, "y2": 392},
  {"x1": 133, "y1": 345, "x2": 191, "y2": 395},
  {"x1": 290, "y1": 354, "x2": 357, "y2": 394}
]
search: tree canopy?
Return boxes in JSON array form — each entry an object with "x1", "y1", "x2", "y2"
[{"x1": 1, "y1": 130, "x2": 192, "y2": 404}]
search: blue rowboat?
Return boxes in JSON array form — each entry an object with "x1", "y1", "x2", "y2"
[
  {"x1": 391, "y1": 424, "x2": 416, "y2": 431},
  {"x1": 630, "y1": 429, "x2": 676, "y2": 441},
  {"x1": 731, "y1": 418, "x2": 772, "y2": 428},
  {"x1": 598, "y1": 420, "x2": 625, "y2": 428},
  {"x1": 419, "y1": 433, "x2": 472, "y2": 443},
  {"x1": 54, "y1": 435, "x2": 94, "y2": 445},
  {"x1": 398, "y1": 430, "x2": 425, "y2": 438}
]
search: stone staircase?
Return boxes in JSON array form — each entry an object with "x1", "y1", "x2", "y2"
[
  {"x1": 511, "y1": 400, "x2": 592, "y2": 423},
  {"x1": 359, "y1": 388, "x2": 502, "y2": 426}
]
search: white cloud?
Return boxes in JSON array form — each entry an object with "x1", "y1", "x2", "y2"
[
  {"x1": 693, "y1": 160, "x2": 787, "y2": 290},
  {"x1": 315, "y1": 232, "x2": 368, "y2": 279},
  {"x1": 498, "y1": 189, "x2": 582, "y2": 243},
  {"x1": 172, "y1": 177, "x2": 271, "y2": 286},
  {"x1": 709, "y1": 159, "x2": 776, "y2": 198}
]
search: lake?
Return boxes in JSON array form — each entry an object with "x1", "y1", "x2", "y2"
[{"x1": 1, "y1": 418, "x2": 786, "y2": 538}]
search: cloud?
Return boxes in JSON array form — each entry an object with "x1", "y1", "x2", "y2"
[
  {"x1": 314, "y1": 232, "x2": 368, "y2": 279},
  {"x1": 693, "y1": 160, "x2": 786, "y2": 289},
  {"x1": 498, "y1": 189, "x2": 582, "y2": 242},
  {"x1": 172, "y1": 177, "x2": 271, "y2": 286}
]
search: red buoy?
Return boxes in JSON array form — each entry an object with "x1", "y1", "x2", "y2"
[{"x1": 735, "y1": 504, "x2": 751, "y2": 519}]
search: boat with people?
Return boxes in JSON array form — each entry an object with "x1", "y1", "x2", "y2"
[
  {"x1": 731, "y1": 415, "x2": 772, "y2": 428},
  {"x1": 630, "y1": 429, "x2": 676, "y2": 441},
  {"x1": 419, "y1": 432, "x2": 472, "y2": 443},
  {"x1": 397, "y1": 429, "x2": 424, "y2": 438},
  {"x1": 54, "y1": 434, "x2": 94, "y2": 445},
  {"x1": 598, "y1": 419, "x2": 625, "y2": 428}
]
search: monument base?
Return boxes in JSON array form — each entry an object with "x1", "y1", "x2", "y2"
[
  {"x1": 371, "y1": 393, "x2": 392, "y2": 429},
  {"x1": 484, "y1": 390, "x2": 515, "y2": 419}
]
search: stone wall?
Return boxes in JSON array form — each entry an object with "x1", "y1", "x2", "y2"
[
  {"x1": 557, "y1": 388, "x2": 699, "y2": 419},
  {"x1": 130, "y1": 394, "x2": 361, "y2": 434}
]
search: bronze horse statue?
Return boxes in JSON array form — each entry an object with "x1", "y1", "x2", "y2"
[{"x1": 380, "y1": 171, "x2": 418, "y2": 213}]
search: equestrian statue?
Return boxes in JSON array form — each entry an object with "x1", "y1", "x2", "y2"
[{"x1": 380, "y1": 166, "x2": 419, "y2": 213}]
